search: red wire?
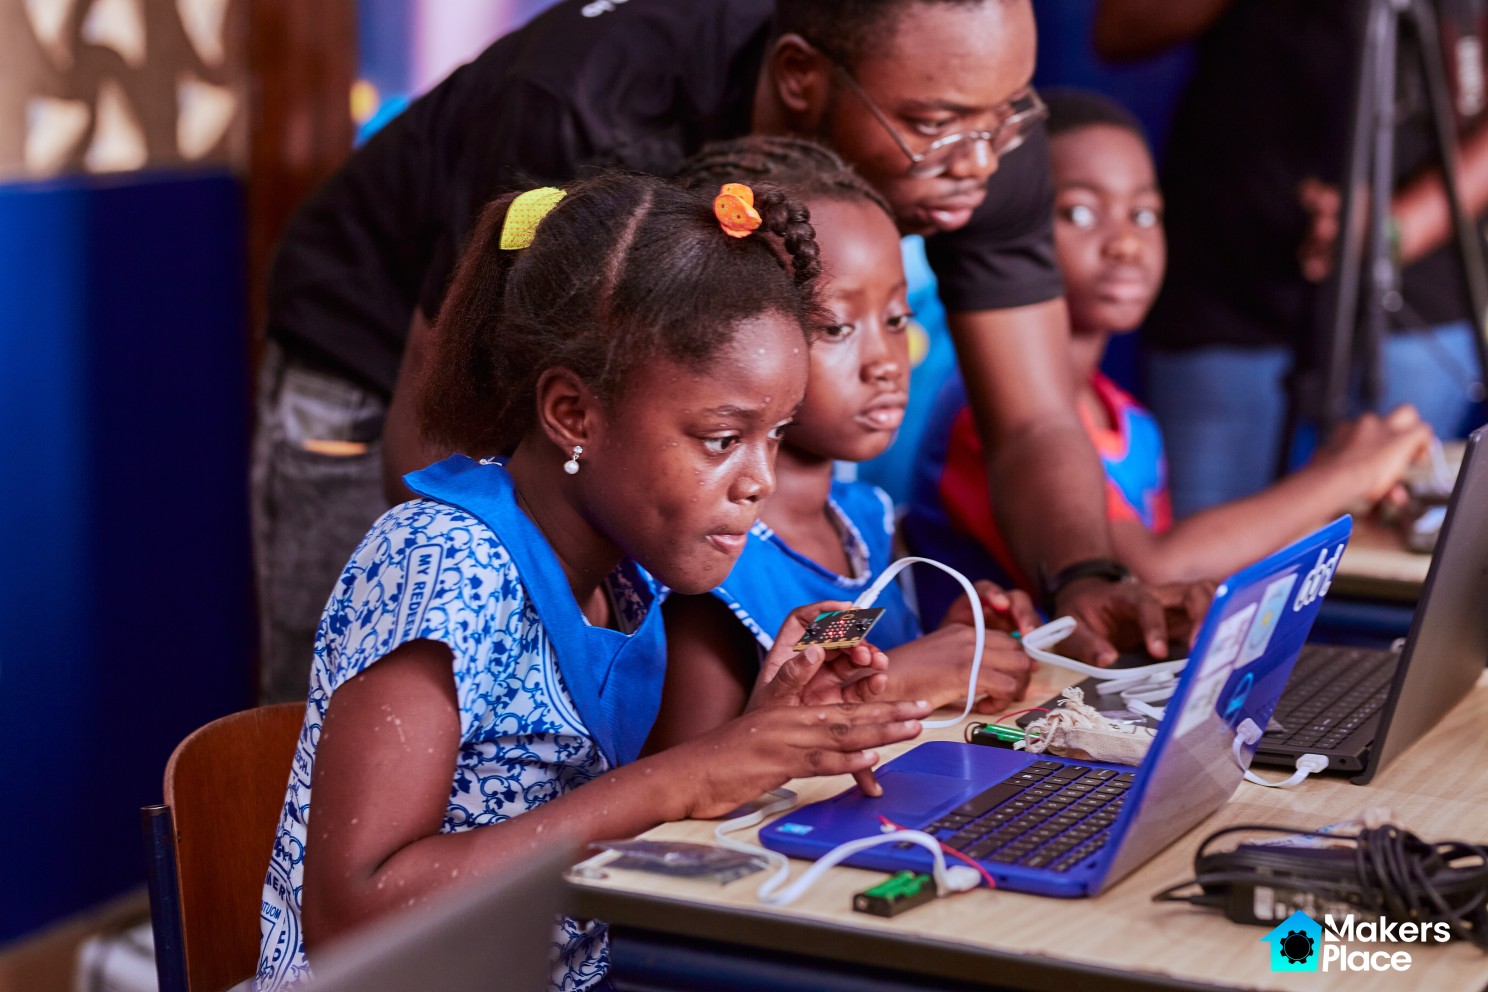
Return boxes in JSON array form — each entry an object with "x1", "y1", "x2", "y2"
[
  {"x1": 878, "y1": 815, "x2": 998, "y2": 890},
  {"x1": 997, "y1": 707, "x2": 1049, "y2": 725}
]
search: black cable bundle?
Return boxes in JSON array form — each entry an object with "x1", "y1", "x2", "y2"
[{"x1": 1153, "y1": 823, "x2": 1488, "y2": 949}]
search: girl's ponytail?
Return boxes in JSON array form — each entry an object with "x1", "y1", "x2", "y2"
[{"x1": 419, "y1": 191, "x2": 524, "y2": 455}]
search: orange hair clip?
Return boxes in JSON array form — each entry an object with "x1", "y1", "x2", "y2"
[{"x1": 714, "y1": 182, "x2": 762, "y2": 238}]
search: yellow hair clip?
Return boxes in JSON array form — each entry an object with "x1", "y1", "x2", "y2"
[
  {"x1": 500, "y1": 187, "x2": 567, "y2": 250},
  {"x1": 714, "y1": 182, "x2": 762, "y2": 239}
]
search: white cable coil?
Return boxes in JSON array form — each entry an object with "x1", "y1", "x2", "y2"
[
  {"x1": 1019, "y1": 615, "x2": 1188, "y2": 717},
  {"x1": 850, "y1": 556, "x2": 988, "y2": 729},
  {"x1": 1233, "y1": 718, "x2": 1330, "y2": 787},
  {"x1": 713, "y1": 789, "x2": 981, "y2": 907}
]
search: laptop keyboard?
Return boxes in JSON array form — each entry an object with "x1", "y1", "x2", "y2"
[
  {"x1": 921, "y1": 762, "x2": 1132, "y2": 872},
  {"x1": 1264, "y1": 646, "x2": 1397, "y2": 750}
]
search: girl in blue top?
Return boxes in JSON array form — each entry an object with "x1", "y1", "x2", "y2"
[
  {"x1": 256, "y1": 173, "x2": 933, "y2": 992},
  {"x1": 651, "y1": 138, "x2": 1039, "y2": 749}
]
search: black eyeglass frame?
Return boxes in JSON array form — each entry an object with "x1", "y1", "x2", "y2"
[{"x1": 828, "y1": 62, "x2": 1048, "y2": 179}]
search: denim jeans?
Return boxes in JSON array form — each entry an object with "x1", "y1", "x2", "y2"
[
  {"x1": 250, "y1": 342, "x2": 391, "y2": 703},
  {"x1": 1142, "y1": 322, "x2": 1482, "y2": 520},
  {"x1": 1145, "y1": 321, "x2": 1485, "y2": 518}
]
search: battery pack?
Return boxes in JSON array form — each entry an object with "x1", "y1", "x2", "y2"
[{"x1": 853, "y1": 871, "x2": 936, "y2": 917}]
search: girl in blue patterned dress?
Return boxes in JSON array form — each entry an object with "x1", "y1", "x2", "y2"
[
  {"x1": 651, "y1": 139, "x2": 1040, "y2": 751},
  {"x1": 255, "y1": 173, "x2": 934, "y2": 992}
]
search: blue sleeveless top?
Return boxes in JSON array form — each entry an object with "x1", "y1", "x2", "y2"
[
  {"x1": 257, "y1": 456, "x2": 666, "y2": 992},
  {"x1": 712, "y1": 479, "x2": 920, "y2": 653},
  {"x1": 407, "y1": 455, "x2": 669, "y2": 767}
]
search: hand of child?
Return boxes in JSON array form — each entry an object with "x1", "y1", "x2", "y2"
[
  {"x1": 939, "y1": 579, "x2": 1040, "y2": 634},
  {"x1": 885, "y1": 626, "x2": 1032, "y2": 715},
  {"x1": 1312, "y1": 405, "x2": 1435, "y2": 507},
  {"x1": 666, "y1": 697, "x2": 934, "y2": 819},
  {"x1": 752, "y1": 601, "x2": 890, "y2": 710}
]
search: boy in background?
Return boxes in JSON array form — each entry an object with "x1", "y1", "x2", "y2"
[{"x1": 906, "y1": 90, "x2": 1432, "y2": 625}]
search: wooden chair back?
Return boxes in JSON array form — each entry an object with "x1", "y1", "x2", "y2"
[{"x1": 155, "y1": 702, "x2": 304, "y2": 992}]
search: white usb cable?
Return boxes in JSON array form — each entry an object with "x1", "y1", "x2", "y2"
[
  {"x1": 1233, "y1": 718, "x2": 1330, "y2": 788},
  {"x1": 851, "y1": 556, "x2": 985, "y2": 729},
  {"x1": 713, "y1": 789, "x2": 981, "y2": 906},
  {"x1": 1020, "y1": 616, "x2": 1188, "y2": 717}
]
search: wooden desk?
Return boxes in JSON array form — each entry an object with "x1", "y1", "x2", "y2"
[
  {"x1": 1332, "y1": 439, "x2": 1464, "y2": 603},
  {"x1": 1332, "y1": 518, "x2": 1431, "y2": 603},
  {"x1": 570, "y1": 670, "x2": 1488, "y2": 991}
]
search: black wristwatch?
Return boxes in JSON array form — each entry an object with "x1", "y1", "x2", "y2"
[{"x1": 1039, "y1": 557, "x2": 1133, "y2": 612}]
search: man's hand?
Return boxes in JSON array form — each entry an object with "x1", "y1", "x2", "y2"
[{"x1": 1053, "y1": 577, "x2": 1216, "y2": 666}]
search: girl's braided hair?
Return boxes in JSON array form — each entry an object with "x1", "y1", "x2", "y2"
[
  {"x1": 678, "y1": 135, "x2": 892, "y2": 220},
  {"x1": 420, "y1": 171, "x2": 827, "y2": 455}
]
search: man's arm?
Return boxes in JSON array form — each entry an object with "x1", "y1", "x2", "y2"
[
  {"x1": 949, "y1": 299, "x2": 1111, "y2": 580},
  {"x1": 382, "y1": 307, "x2": 451, "y2": 502},
  {"x1": 1297, "y1": 122, "x2": 1488, "y2": 283},
  {"x1": 948, "y1": 300, "x2": 1204, "y2": 661}
]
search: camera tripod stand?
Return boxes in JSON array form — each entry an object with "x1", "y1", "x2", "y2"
[{"x1": 1285, "y1": 0, "x2": 1488, "y2": 459}]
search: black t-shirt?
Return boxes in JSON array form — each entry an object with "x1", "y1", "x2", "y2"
[
  {"x1": 266, "y1": 0, "x2": 1061, "y2": 398},
  {"x1": 1147, "y1": 0, "x2": 1488, "y2": 356}
]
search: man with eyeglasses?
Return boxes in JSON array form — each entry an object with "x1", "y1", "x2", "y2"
[{"x1": 254, "y1": 0, "x2": 1207, "y2": 703}]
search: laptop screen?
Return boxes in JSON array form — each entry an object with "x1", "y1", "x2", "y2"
[{"x1": 1363, "y1": 426, "x2": 1488, "y2": 782}]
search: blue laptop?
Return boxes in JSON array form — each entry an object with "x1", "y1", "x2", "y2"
[{"x1": 761, "y1": 516, "x2": 1353, "y2": 898}]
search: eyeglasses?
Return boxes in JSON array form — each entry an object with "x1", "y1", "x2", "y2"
[{"x1": 831, "y1": 64, "x2": 1048, "y2": 179}]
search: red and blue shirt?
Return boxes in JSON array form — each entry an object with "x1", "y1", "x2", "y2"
[{"x1": 906, "y1": 372, "x2": 1171, "y2": 618}]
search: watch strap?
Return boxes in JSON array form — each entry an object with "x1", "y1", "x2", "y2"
[{"x1": 1040, "y1": 557, "x2": 1133, "y2": 611}]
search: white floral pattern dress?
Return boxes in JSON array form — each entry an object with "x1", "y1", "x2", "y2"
[{"x1": 256, "y1": 457, "x2": 665, "y2": 992}]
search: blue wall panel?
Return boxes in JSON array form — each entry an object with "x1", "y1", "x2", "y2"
[{"x1": 0, "y1": 171, "x2": 255, "y2": 942}]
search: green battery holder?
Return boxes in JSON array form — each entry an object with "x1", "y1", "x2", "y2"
[{"x1": 853, "y1": 870, "x2": 936, "y2": 917}]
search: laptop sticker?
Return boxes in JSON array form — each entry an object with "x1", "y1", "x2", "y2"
[
  {"x1": 1174, "y1": 604, "x2": 1257, "y2": 739},
  {"x1": 1203, "y1": 603, "x2": 1257, "y2": 671},
  {"x1": 1237, "y1": 573, "x2": 1299, "y2": 666}
]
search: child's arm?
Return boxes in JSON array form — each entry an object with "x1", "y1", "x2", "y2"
[
  {"x1": 1114, "y1": 406, "x2": 1433, "y2": 583},
  {"x1": 939, "y1": 580, "x2": 1041, "y2": 634},
  {"x1": 862, "y1": 580, "x2": 1036, "y2": 713},
  {"x1": 302, "y1": 637, "x2": 931, "y2": 954},
  {"x1": 649, "y1": 593, "x2": 761, "y2": 753},
  {"x1": 881, "y1": 626, "x2": 1033, "y2": 715}
]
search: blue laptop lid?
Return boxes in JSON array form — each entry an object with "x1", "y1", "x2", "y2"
[
  {"x1": 1094, "y1": 514, "x2": 1353, "y2": 890},
  {"x1": 758, "y1": 517, "x2": 1353, "y2": 897}
]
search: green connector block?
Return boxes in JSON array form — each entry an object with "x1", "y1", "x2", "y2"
[
  {"x1": 853, "y1": 870, "x2": 936, "y2": 917},
  {"x1": 969, "y1": 722, "x2": 1028, "y2": 749}
]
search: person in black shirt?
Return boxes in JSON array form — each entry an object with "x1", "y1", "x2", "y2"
[
  {"x1": 254, "y1": 0, "x2": 1206, "y2": 703},
  {"x1": 1096, "y1": 0, "x2": 1488, "y2": 516}
]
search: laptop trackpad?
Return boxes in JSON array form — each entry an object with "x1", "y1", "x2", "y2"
[{"x1": 870, "y1": 769, "x2": 969, "y2": 823}]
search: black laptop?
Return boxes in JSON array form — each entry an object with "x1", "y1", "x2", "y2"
[
  {"x1": 1023, "y1": 426, "x2": 1488, "y2": 785},
  {"x1": 1254, "y1": 425, "x2": 1488, "y2": 782}
]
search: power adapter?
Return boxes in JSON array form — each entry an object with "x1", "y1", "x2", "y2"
[
  {"x1": 1190, "y1": 845, "x2": 1367, "y2": 925},
  {"x1": 1154, "y1": 823, "x2": 1488, "y2": 947}
]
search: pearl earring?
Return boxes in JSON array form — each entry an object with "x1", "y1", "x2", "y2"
[{"x1": 563, "y1": 445, "x2": 583, "y2": 475}]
